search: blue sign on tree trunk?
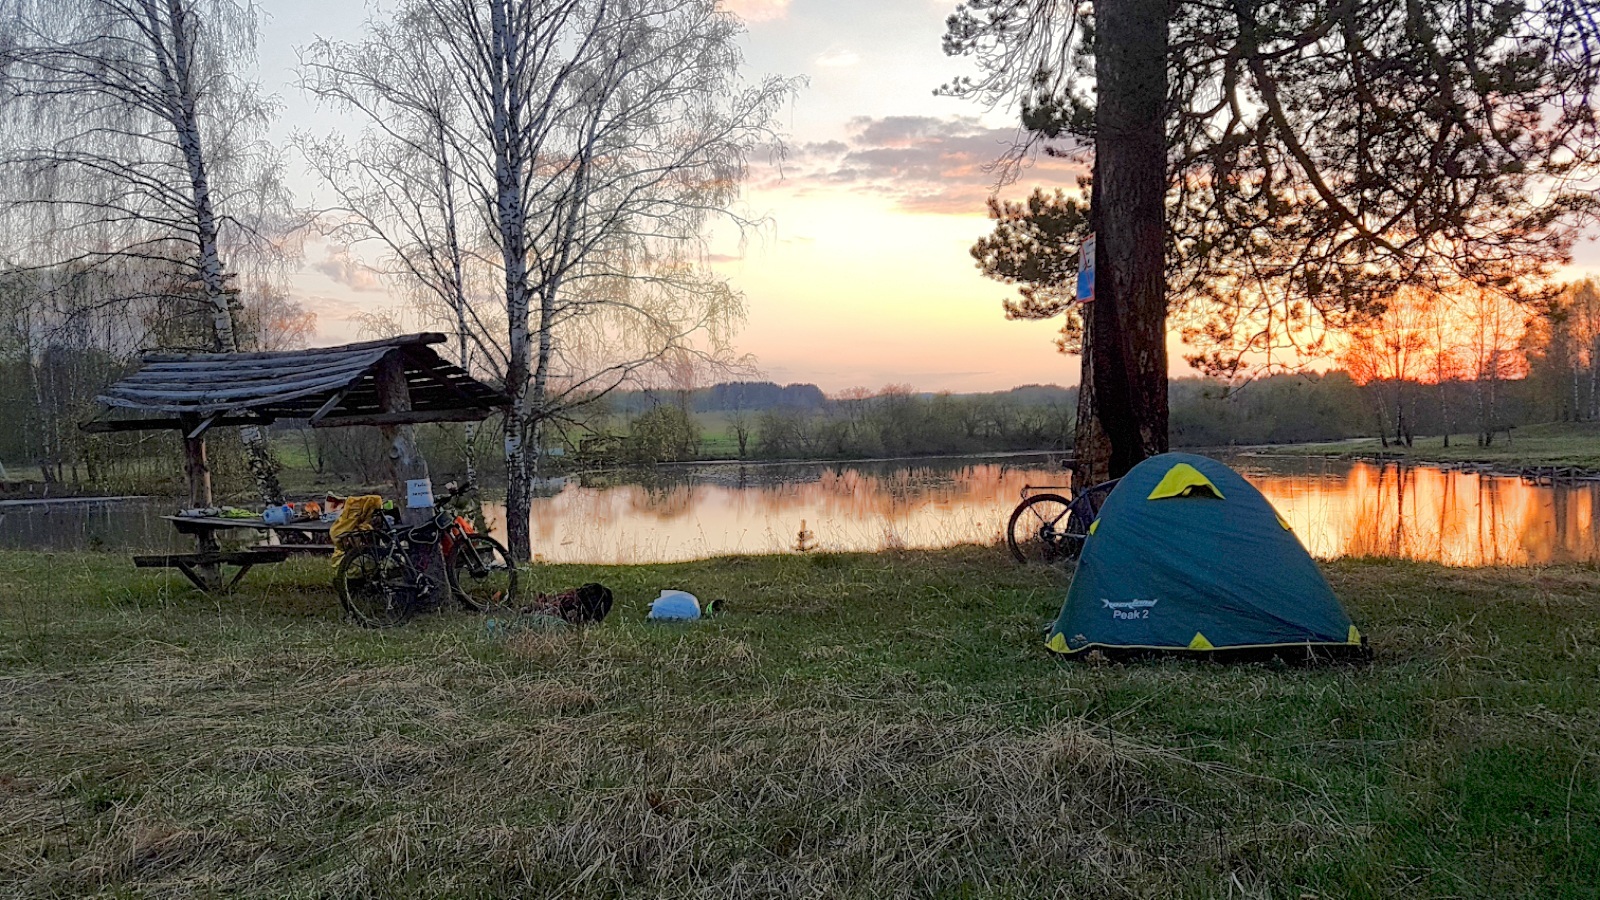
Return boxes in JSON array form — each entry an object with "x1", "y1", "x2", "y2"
[{"x1": 1076, "y1": 233, "x2": 1096, "y2": 303}]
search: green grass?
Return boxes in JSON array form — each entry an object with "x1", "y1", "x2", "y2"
[
  {"x1": 3, "y1": 547, "x2": 1598, "y2": 897},
  {"x1": 693, "y1": 410, "x2": 745, "y2": 459},
  {"x1": 1271, "y1": 420, "x2": 1600, "y2": 470}
]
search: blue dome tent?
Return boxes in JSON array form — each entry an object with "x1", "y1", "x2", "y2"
[{"x1": 1045, "y1": 453, "x2": 1370, "y2": 662}]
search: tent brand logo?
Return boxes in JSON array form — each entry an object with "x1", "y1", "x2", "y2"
[{"x1": 1102, "y1": 598, "x2": 1158, "y2": 619}]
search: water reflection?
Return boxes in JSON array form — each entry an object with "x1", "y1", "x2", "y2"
[
  {"x1": 483, "y1": 457, "x2": 1059, "y2": 563},
  {"x1": 1246, "y1": 459, "x2": 1600, "y2": 566},
  {"x1": 4, "y1": 454, "x2": 1598, "y2": 566}
]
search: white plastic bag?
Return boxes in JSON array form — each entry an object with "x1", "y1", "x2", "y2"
[{"x1": 648, "y1": 589, "x2": 701, "y2": 620}]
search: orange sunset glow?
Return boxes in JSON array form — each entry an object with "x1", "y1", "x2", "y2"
[{"x1": 260, "y1": 0, "x2": 1600, "y2": 394}]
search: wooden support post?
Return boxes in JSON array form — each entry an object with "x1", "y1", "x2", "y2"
[
  {"x1": 178, "y1": 414, "x2": 221, "y2": 591},
  {"x1": 373, "y1": 350, "x2": 446, "y2": 606},
  {"x1": 374, "y1": 351, "x2": 432, "y2": 523},
  {"x1": 180, "y1": 423, "x2": 213, "y2": 510}
]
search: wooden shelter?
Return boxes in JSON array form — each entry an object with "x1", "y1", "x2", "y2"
[
  {"x1": 85, "y1": 331, "x2": 507, "y2": 505},
  {"x1": 82, "y1": 334, "x2": 508, "y2": 590},
  {"x1": 85, "y1": 332, "x2": 506, "y2": 436}
]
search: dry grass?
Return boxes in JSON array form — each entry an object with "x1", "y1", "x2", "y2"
[{"x1": 1, "y1": 547, "x2": 1598, "y2": 898}]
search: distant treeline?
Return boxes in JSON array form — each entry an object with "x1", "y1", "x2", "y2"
[
  {"x1": 609, "y1": 381, "x2": 824, "y2": 413},
  {"x1": 599, "y1": 368, "x2": 1575, "y2": 464},
  {"x1": 0, "y1": 357, "x2": 1584, "y2": 494}
]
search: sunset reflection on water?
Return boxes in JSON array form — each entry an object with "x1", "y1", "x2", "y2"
[
  {"x1": 4, "y1": 454, "x2": 1595, "y2": 566},
  {"x1": 475, "y1": 455, "x2": 1600, "y2": 566},
  {"x1": 1248, "y1": 459, "x2": 1600, "y2": 566}
]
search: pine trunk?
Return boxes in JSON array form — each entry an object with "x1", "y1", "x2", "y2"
[
  {"x1": 1089, "y1": 0, "x2": 1170, "y2": 479},
  {"x1": 1073, "y1": 315, "x2": 1112, "y2": 488}
]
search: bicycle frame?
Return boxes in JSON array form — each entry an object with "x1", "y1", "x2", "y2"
[{"x1": 366, "y1": 486, "x2": 483, "y2": 595}]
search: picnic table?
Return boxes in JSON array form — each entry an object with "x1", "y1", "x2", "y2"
[{"x1": 136, "y1": 514, "x2": 338, "y2": 593}]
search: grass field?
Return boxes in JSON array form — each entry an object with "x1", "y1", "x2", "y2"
[
  {"x1": 1272, "y1": 420, "x2": 1600, "y2": 470},
  {"x1": 2, "y1": 546, "x2": 1598, "y2": 898}
]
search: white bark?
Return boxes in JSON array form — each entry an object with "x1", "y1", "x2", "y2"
[
  {"x1": 302, "y1": 0, "x2": 798, "y2": 561},
  {"x1": 0, "y1": 0, "x2": 293, "y2": 503}
]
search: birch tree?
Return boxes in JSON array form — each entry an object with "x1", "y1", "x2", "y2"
[
  {"x1": 0, "y1": 0, "x2": 296, "y2": 503},
  {"x1": 1462, "y1": 285, "x2": 1529, "y2": 446},
  {"x1": 298, "y1": 9, "x2": 500, "y2": 485},
  {"x1": 303, "y1": 0, "x2": 796, "y2": 561},
  {"x1": 1338, "y1": 290, "x2": 1430, "y2": 446}
]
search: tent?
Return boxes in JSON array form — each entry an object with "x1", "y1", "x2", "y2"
[{"x1": 1044, "y1": 452, "x2": 1369, "y2": 661}]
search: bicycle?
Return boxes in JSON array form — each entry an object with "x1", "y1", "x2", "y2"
[
  {"x1": 1006, "y1": 465, "x2": 1119, "y2": 565},
  {"x1": 335, "y1": 482, "x2": 518, "y2": 627}
]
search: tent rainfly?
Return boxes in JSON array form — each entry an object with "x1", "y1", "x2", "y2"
[{"x1": 1045, "y1": 452, "x2": 1371, "y2": 662}]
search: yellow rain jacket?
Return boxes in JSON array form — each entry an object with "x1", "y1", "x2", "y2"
[{"x1": 329, "y1": 495, "x2": 386, "y2": 566}]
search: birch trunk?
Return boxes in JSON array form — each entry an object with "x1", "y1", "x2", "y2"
[
  {"x1": 487, "y1": 0, "x2": 538, "y2": 562},
  {"x1": 156, "y1": 0, "x2": 284, "y2": 504}
]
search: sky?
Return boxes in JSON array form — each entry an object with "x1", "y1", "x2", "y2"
[{"x1": 254, "y1": 0, "x2": 1600, "y2": 395}]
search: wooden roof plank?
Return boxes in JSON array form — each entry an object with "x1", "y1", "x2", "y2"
[
  {"x1": 127, "y1": 357, "x2": 380, "y2": 385},
  {"x1": 84, "y1": 334, "x2": 507, "y2": 433},
  {"x1": 140, "y1": 332, "x2": 445, "y2": 363},
  {"x1": 137, "y1": 355, "x2": 383, "y2": 378},
  {"x1": 108, "y1": 369, "x2": 377, "y2": 398},
  {"x1": 101, "y1": 371, "x2": 361, "y2": 405}
]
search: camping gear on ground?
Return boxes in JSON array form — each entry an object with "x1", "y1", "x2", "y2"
[
  {"x1": 1045, "y1": 452, "x2": 1370, "y2": 662},
  {"x1": 483, "y1": 614, "x2": 568, "y2": 637},
  {"x1": 648, "y1": 589, "x2": 701, "y2": 620},
  {"x1": 328, "y1": 495, "x2": 386, "y2": 566},
  {"x1": 518, "y1": 582, "x2": 614, "y2": 625}
]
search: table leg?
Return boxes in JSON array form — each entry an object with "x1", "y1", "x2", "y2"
[
  {"x1": 192, "y1": 529, "x2": 222, "y2": 592},
  {"x1": 173, "y1": 560, "x2": 211, "y2": 593},
  {"x1": 226, "y1": 564, "x2": 255, "y2": 591}
]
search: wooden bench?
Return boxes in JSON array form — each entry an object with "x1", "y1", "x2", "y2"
[
  {"x1": 260, "y1": 542, "x2": 337, "y2": 555},
  {"x1": 133, "y1": 548, "x2": 292, "y2": 593}
]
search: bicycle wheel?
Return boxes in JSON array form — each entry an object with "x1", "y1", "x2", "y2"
[
  {"x1": 447, "y1": 534, "x2": 518, "y2": 611},
  {"x1": 336, "y1": 544, "x2": 413, "y2": 627},
  {"x1": 1007, "y1": 492, "x2": 1079, "y2": 564}
]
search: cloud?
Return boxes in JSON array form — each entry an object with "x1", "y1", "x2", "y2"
[
  {"x1": 312, "y1": 246, "x2": 383, "y2": 292},
  {"x1": 815, "y1": 47, "x2": 860, "y2": 68},
  {"x1": 719, "y1": 0, "x2": 790, "y2": 23},
  {"x1": 763, "y1": 115, "x2": 1088, "y2": 215}
]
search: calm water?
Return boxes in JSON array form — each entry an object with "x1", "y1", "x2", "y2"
[{"x1": 4, "y1": 454, "x2": 1598, "y2": 566}]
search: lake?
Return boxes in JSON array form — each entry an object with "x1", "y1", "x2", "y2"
[{"x1": 3, "y1": 453, "x2": 1598, "y2": 566}]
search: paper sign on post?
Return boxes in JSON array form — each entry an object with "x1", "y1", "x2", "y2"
[
  {"x1": 1075, "y1": 233, "x2": 1096, "y2": 303},
  {"x1": 406, "y1": 478, "x2": 435, "y2": 509}
]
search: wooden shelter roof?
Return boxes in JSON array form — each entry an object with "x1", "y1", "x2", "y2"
[{"x1": 83, "y1": 333, "x2": 508, "y2": 434}]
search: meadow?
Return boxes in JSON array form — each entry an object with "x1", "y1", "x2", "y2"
[
  {"x1": 1277, "y1": 420, "x2": 1600, "y2": 471},
  {"x1": 2, "y1": 546, "x2": 1597, "y2": 898}
]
